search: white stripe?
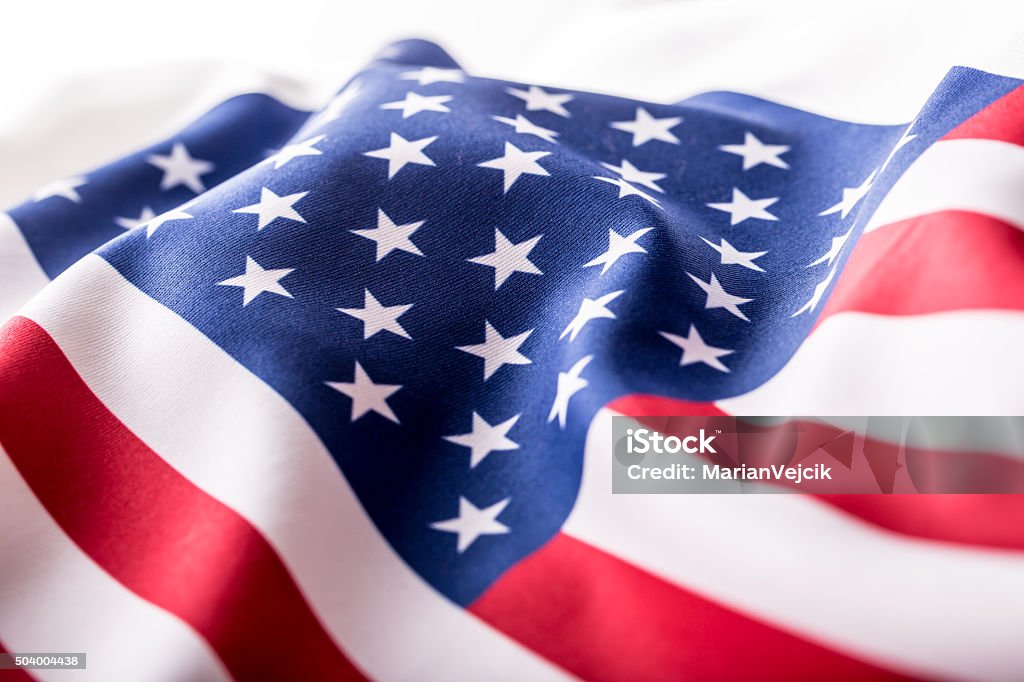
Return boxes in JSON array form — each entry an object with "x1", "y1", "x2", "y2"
[
  {"x1": 865, "y1": 139, "x2": 1024, "y2": 233},
  {"x1": 0, "y1": 214, "x2": 49, "y2": 324},
  {"x1": 568, "y1": 409, "x2": 1024, "y2": 682},
  {"x1": 0, "y1": 446, "x2": 230, "y2": 682},
  {"x1": 20, "y1": 254, "x2": 571, "y2": 682},
  {"x1": 717, "y1": 310, "x2": 1024, "y2": 416}
]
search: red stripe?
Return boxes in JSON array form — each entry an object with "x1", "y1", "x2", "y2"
[
  {"x1": 608, "y1": 395, "x2": 1024, "y2": 550},
  {"x1": 0, "y1": 316, "x2": 365, "y2": 682},
  {"x1": 609, "y1": 394, "x2": 728, "y2": 417},
  {"x1": 819, "y1": 495, "x2": 1024, "y2": 551},
  {"x1": 819, "y1": 211, "x2": 1024, "y2": 321},
  {"x1": 471, "y1": 533, "x2": 912, "y2": 682},
  {"x1": 943, "y1": 83, "x2": 1024, "y2": 145}
]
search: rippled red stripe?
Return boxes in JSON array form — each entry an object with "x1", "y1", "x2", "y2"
[{"x1": 0, "y1": 316, "x2": 365, "y2": 682}]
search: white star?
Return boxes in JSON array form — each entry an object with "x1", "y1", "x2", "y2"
[
  {"x1": 430, "y1": 496, "x2": 510, "y2": 553},
  {"x1": 880, "y1": 123, "x2": 917, "y2": 173},
  {"x1": 793, "y1": 267, "x2": 838, "y2": 317},
  {"x1": 381, "y1": 92, "x2": 452, "y2": 119},
  {"x1": 506, "y1": 85, "x2": 573, "y2": 117},
  {"x1": 600, "y1": 159, "x2": 666, "y2": 193},
  {"x1": 560, "y1": 290, "x2": 623, "y2": 342},
  {"x1": 141, "y1": 207, "x2": 193, "y2": 238},
  {"x1": 719, "y1": 132, "x2": 790, "y2": 170},
  {"x1": 400, "y1": 67, "x2": 465, "y2": 86},
  {"x1": 217, "y1": 255, "x2": 294, "y2": 306},
  {"x1": 707, "y1": 188, "x2": 779, "y2": 225},
  {"x1": 700, "y1": 236, "x2": 768, "y2": 272},
  {"x1": 337, "y1": 289, "x2": 413, "y2": 340},
  {"x1": 444, "y1": 412, "x2": 520, "y2": 468},
  {"x1": 364, "y1": 133, "x2": 437, "y2": 179},
  {"x1": 593, "y1": 176, "x2": 661, "y2": 207},
  {"x1": 33, "y1": 176, "x2": 87, "y2": 203},
  {"x1": 548, "y1": 355, "x2": 592, "y2": 429},
  {"x1": 147, "y1": 142, "x2": 214, "y2": 193},
  {"x1": 326, "y1": 361, "x2": 402, "y2": 423},
  {"x1": 233, "y1": 187, "x2": 308, "y2": 230},
  {"x1": 819, "y1": 170, "x2": 877, "y2": 219},
  {"x1": 659, "y1": 324, "x2": 734, "y2": 373},
  {"x1": 478, "y1": 142, "x2": 551, "y2": 193},
  {"x1": 115, "y1": 206, "x2": 156, "y2": 230},
  {"x1": 610, "y1": 107, "x2": 682, "y2": 146},
  {"x1": 687, "y1": 271, "x2": 753, "y2": 322},
  {"x1": 456, "y1": 321, "x2": 532, "y2": 381},
  {"x1": 263, "y1": 135, "x2": 325, "y2": 170},
  {"x1": 492, "y1": 114, "x2": 558, "y2": 143},
  {"x1": 583, "y1": 227, "x2": 653, "y2": 275},
  {"x1": 468, "y1": 229, "x2": 543, "y2": 289},
  {"x1": 808, "y1": 225, "x2": 854, "y2": 268},
  {"x1": 351, "y1": 209, "x2": 425, "y2": 262}
]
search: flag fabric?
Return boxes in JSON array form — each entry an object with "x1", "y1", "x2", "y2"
[{"x1": 2, "y1": 37, "x2": 1024, "y2": 682}]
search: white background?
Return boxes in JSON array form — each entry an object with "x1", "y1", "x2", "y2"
[{"x1": 1, "y1": 0, "x2": 1022, "y2": 206}]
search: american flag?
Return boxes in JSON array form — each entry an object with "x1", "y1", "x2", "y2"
[{"x1": 1, "y1": 37, "x2": 1023, "y2": 681}]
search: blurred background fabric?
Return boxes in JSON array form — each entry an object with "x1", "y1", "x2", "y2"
[
  {"x1": 2, "y1": 2, "x2": 1024, "y2": 681},
  {"x1": 2, "y1": 0, "x2": 1023, "y2": 208}
]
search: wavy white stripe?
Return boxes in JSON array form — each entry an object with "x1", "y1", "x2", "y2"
[
  {"x1": 0, "y1": 445, "x2": 230, "y2": 682},
  {"x1": 0, "y1": 214, "x2": 48, "y2": 324},
  {"x1": 717, "y1": 311, "x2": 1024, "y2": 416},
  {"x1": 569, "y1": 409, "x2": 1024, "y2": 682},
  {"x1": 19, "y1": 254, "x2": 571, "y2": 682},
  {"x1": 865, "y1": 139, "x2": 1024, "y2": 233}
]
